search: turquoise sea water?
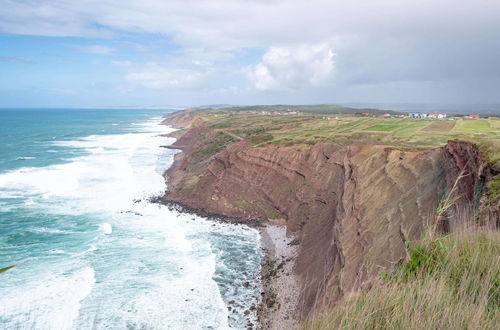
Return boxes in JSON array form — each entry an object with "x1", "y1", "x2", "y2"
[{"x1": 0, "y1": 109, "x2": 262, "y2": 329}]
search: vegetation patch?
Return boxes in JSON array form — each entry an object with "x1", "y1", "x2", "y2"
[
  {"x1": 192, "y1": 132, "x2": 238, "y2": 161},
  {"x1": 188, "y1": 110, "x2": 499, "y2": 160},
  {"x1": 456, "y1": 120, "x2": 492, "y2": 133},
  {"x1": 364, "y1": 124, "x2": 401, "y2": 132},
  {"x1": 249, "y1": 133, "x2": 274, "y2": 145},
  {"x1": 302, "y1": 230, "x2": 500, "y2": 330},
  {"x1": 486, "y1": 174, "x2": 500, "y2": 205},
  {"x1": 423, "y1": 121, "x2": 456, "y2": 132}
]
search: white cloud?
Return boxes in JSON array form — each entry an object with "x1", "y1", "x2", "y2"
[
  {"x1": 1, "y1": 1, "x2": 498, "y2": 49},
  {"x1": 125, "y1": 63, "x2": 204, "y2": 89},
  {"x1": 74, "y1": 45, "x2": 115, "y2": 55},
  {"x1": 250, "y1": 43, "x2": 335, "y2": 91},
  {"x1": 1, "y1": 0, "x2": 500, "y2": 104}
]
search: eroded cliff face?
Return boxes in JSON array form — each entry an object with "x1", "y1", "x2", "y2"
[{"x1": 162, "y1": 114, "x2": 498, "y2": 320}]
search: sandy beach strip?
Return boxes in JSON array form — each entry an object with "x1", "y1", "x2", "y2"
[{"x1": 258, "y1": 224, "x2": 300, "y2": 330}]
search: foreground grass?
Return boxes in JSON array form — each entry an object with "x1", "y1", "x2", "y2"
[{"x1": 302, "y1": 230, "x2": 500, "y2": 330}]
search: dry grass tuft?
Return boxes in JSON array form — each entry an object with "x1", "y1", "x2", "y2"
[{"x1": 302, "y1": 229, "x2": 500, "y2": 330}]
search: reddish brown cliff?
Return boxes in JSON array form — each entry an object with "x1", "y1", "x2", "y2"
[{"x1": 161, "y1": 112, "x2": 498, "y2": 321}]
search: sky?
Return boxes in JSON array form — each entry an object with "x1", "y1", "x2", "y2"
[{"x1": 0, "y1": 0, "x2": 500, "y2": 108}]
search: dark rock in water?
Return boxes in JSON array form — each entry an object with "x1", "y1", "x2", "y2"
[{"x1": 243, "y1": 281, "x2": 250, "y2": 288}]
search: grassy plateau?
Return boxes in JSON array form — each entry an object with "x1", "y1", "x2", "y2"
[{"x1": 187, "y1": 107, "x2": 500, "y2": 168}]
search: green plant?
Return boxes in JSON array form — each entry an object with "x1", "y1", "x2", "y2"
[{"x1": 0, "y1": 264, "x2": 16, "y2": 274}]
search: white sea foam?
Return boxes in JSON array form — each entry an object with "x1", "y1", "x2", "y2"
[
  {"x1": 0, "y1": 267, "x2": 95, "y2": 329},
  {"x1": 100, "y1": 222, "x2": 112, "y2": 235},
  {"x1": 85, "y1": 146, "x2": 105, "y2": 153},
  {"x1": 85, "y1": 245, "x2": 97, "y2": 253},
  {"x1": 0, "y1": 116, "x2": 260, "y2": 329},
  {"x1": 49, "y1": 249, "x2": 66, "y2": 254},
  {"x1": 29, "y1": 227, "x2": 74, "y2": 234}
]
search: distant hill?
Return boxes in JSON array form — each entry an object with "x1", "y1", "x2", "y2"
[{"x1": 194, "y1": 104, "x2": 401, "y2": 115}]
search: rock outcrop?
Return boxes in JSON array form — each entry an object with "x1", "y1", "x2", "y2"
[{"x1": 161, "y1": 111, "x2": 499, "y2": 321}]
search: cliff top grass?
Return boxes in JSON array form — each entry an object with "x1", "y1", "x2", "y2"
[
  {"x1": 302, "y1": 229, "x2": 500, "y2": 330},
  {"x1": 190, "y1": 110, "x2": 500, "y2": 167}
]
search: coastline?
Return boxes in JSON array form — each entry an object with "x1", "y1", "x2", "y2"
[
  {"x1": 156, "y1": 120, "x2": 300, "y2": 329},
  {"x1": 153, "y1": 198, "x2": 300, "y2": 330}
]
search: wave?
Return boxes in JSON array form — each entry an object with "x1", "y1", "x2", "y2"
[
  {"x1": 0, "y1": 115, "x2": 260, "y2": 328},
  {"x1": 16, "y1": 156, "x2": 36, "y2": 160},
  {"x1": 0, "y1": 266, "x2": 95, "y2": 329},
  {"x1": 28, "y1": 227, "x2": 74, "y2": 234}
]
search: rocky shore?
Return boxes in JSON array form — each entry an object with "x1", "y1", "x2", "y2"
[
  {"x1": 258, "y1": 225, "x2": 299, "y2": 330},
  {"x1": 151, "y1": 196, "x2": 300, "y2": 329}
]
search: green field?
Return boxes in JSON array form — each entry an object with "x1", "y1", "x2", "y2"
[
  {"x1": 194, "y1": 111, "x2": 500, "y2": 168},
  {"x1": 364, "y1": 124, "x2": 401, "y2": 132}
]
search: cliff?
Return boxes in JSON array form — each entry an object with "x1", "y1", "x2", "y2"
[{"x1": 161, "y1": 111, "x2": 499, "y2": 322}]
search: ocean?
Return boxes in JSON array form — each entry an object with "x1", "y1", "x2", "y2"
[{"x1": 0, "y1": 109, "x2": 263, "y2": 329}]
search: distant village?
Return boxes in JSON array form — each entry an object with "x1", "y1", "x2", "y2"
[
  {"x1": 380, "y1": 112, "x2": 480, "y2": 120},
  {"x1": 254, "y1": 109, "x2": 481, "y2": 120},
  {"x1": 258, "y1": 110, "x2": 300, "y2": 115}
]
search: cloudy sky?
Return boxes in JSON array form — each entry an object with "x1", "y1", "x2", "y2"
[{"x1": 1, "y1": 0, "x2": 499, "y2": 108}]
